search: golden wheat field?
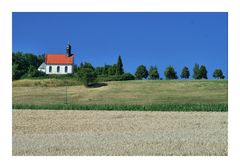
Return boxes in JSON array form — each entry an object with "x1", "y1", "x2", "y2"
[{"x1": 12, "y1": 110, "x2": 227, "y2": 156}]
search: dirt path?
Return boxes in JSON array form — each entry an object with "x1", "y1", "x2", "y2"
[{"x1": 12, "y1": 110, "x2": 227, "y2": 156}]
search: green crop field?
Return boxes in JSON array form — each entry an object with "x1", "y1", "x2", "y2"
[{"x1": 13, "y1": 79, "x2": 228, "y2": 111}]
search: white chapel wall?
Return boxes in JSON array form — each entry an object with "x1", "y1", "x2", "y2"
[{"x1": 45, "y1": 65, "x2": 73, "y2": 74}]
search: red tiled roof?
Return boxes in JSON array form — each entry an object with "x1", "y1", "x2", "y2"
[{"x1": 45, "y1": 54, "x2": 74, "y2": 65}]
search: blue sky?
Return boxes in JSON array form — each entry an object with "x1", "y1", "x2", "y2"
[{"x1": 13, "y1": 12, "x2": 228, "y2": 79}]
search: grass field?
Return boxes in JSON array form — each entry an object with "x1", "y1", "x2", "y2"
[
  {"x1": 13, "y1": 80, "x2": 228, "y2": 107},
  {"x1": 13, "y1": 110, "x2": 227, "y2": 156},
  {"x1": 13, "y1": 78, "x2": 81, "y2": 87}
]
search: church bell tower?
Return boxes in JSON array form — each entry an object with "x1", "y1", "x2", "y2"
[{"x1": 66, "y1": 43, "x2": 72, "y2": 57}]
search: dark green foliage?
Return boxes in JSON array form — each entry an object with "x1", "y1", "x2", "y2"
[
  {"x1": 12, "y1": 52, "x2": 45, "y2": 80},
  {"x1": 164, "y1": 66, "x2": 178, "y2": 80},
  {"x1": 12, "y1": 64, "x2": 22, "y2": 80},
  {"x1": 200, "y1": 65, "x2": 208, "y2": 79},
  {"x1": 95, "y1": 64, "x2": 117, "y2": 76},
  {"x1": 180, "y1": 66, "x2": 190, "y2": 79},
  {"x1": 95, "y1": 66, "x2": 105, "y2": 75},
  {"x1": 135, "y1": 65, "x2": 148, "y2": 80},
  {"x1": 12, "y1": 52, "x2": 133, "y2": 82},
  {"x1": 97, "y1": 73, "x2": 135, "y2": 82},
  {"x1": 13, "y1": 103, "x2": 228, "y2": 112},
  {"x1": 149, "y1": 66, "x2": 159, "y2": 80},
  {"x1": 103, "y1": 65, "x2": 111, "y2": 75},
  {"x1": 193, "y1": 64, "x2": 208, "y2": 79},
  {"x1": 73, "y1": 64, "x2": 78, "y2": 73},
  {"x1": 108, "y1": 64, "x2": 117, "y2": 75},
  {"x1": 213, "y1": 69, "x2": 225, "y2": 79},
  {"x1": 120, "y1": 73, "x2": 135, "y2": 80},
  {"x1": 96, "y1": 56, "x2": 124, "y2": 76},
  {"x1": 95, "y1": 56, "x2": 124, "y2": 76},
  {"x1": 193, "y1": 64, "x2": 201, "y2": 79},
  {"x1": 97, "y1": 75, "x2": 122, "y2": 82},
  {"x1": 77, "y1": 62, "x2": 97, "y2": 87},
  {"x1": 79, "y1": 62, "x2": 94, "y2": 70},
  {"x1": 116, "y1": 55, "x2": 124, "y2": 75},
  {"x1": 12, "y1": 53, "x2": 30, "y2": 80},
  {"x1": 26, "y1": 65, "x2": 45, "y2": 78}
]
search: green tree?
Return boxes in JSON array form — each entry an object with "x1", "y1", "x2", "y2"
[
  {"x1": 213, "y1": 69, "x2": 225, "y2": 79},
  {"x1": 180, "y1": 66, "x2": 190, "y2": 79},
  {"x1": 164, "y1": 66, "x2": 178, "y2": 80},
  {"x1": 77, "y1": 62, "x2": 97, "y2": 87},
  {"x1": 95, "y1": 67, "x2": 105, "y2": 75},
  {"x1": 12, "y1": 52, "x2": 29, "y2": 79},
  {"x1": 103, "y1": 65, "x2": 111, "y2": 75},
  {"x1": 116, "y1": 55, "x2": 124, "y2": 75},
  {"x1": 199, "y1": 65, "x2": 208, "y2": 79},
  {"x1": 27, "y1": 65, "x2": 44, "y2": 77},
  {"x1": 79, "y1": 62, "x2": 95, "y2": 70},
  {"x1": 12, "y1": 52, "x2": 45, "y2": 80},
  {"x1": 149, "y1": 66, "x2": 159, "y2": 80},
  {"x1": 135, "y1": 65, "x2": 148, "y2": 80},
  {"x1": 193, "y1": 64, "x2": 201, "y2": 79},
  {"x1": 12, "y1": 64, "x2": 21, "y2": 80},
  {"x1": 73, "y1": 64, "x2": 78, "y2": 73},
  {"x1": 108, "y1": 64, "x2": 117, "y2": 76}
]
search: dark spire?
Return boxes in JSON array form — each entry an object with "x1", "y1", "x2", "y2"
[{"x1": 66, "y1": 42, "x2": 72, "y2": 57}]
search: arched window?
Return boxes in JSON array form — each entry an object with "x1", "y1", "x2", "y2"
[
  {"x1": 65, "y1": 66, "x2": 68, "y2": 73},
  {"x1": 57, "y1": 66, "x2": 60, "y2": 73},
  {"x1": 49, "y1": 66, "x2": 52, "y2": 72}
]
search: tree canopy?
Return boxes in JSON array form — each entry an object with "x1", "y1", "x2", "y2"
[
  {"x1": 149, "y1": 66, "x2": 159, "y2": 80},
  {"x1": 116, "y1": 55, "x2": 124, "y2": 75},
  {"x1": 199, "y1": 65, "x2": 208, "y2": 79},
  {"x1": 213, "y1": 69, "x2": 225, "y2": 79},
  {"x1": 193, "y1": 64, "x2": 201, "y2": 79},
  {"x1": 12, "y1": 52, "x2": 225, "y2": 82},
  {"x1": 193, "y1": 64, "x2": 208, "y2": 79},
  {"x1": 180, "y1": 66, "x2": 190, "y2": 79},
  {"x1": 77, "y1": 62, "x2": 97, "y2": 87},
  {"x1": 135, "y1": 65, "x2": 148, "y2": 80},
  {"x1": 164, "y1": 66, "x2": 178, "y2": 80},
  {"x1": 12, "y1": 52, "x2": 45, "y2": 80}
]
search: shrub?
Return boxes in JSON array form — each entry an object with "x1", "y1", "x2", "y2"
[
  {"x1": 26, "y1": 65, "x2": 45, "y2": 78},
  {"x1": 121, "y1": 73, "x2": 135, "y2": 80},
  {"x1": 97, "y1": 73, "x2": 135, "y2": 82}
]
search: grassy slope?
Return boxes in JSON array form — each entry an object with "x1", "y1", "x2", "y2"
[
  {"x1": 13, "y1": 80, "x2": 228, "y2": 105},
  {"x1": 13, "y1": 78, "x2": 81, "y2": 87}
]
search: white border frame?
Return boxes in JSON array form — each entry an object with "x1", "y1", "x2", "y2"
[{"x1": 1, "y1": 0, "x2": 240, "y2": 168}]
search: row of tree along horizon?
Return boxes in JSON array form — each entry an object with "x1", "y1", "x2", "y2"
[{"x1": 12, "y1": 52, "x2": 225, "y2": 86}]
